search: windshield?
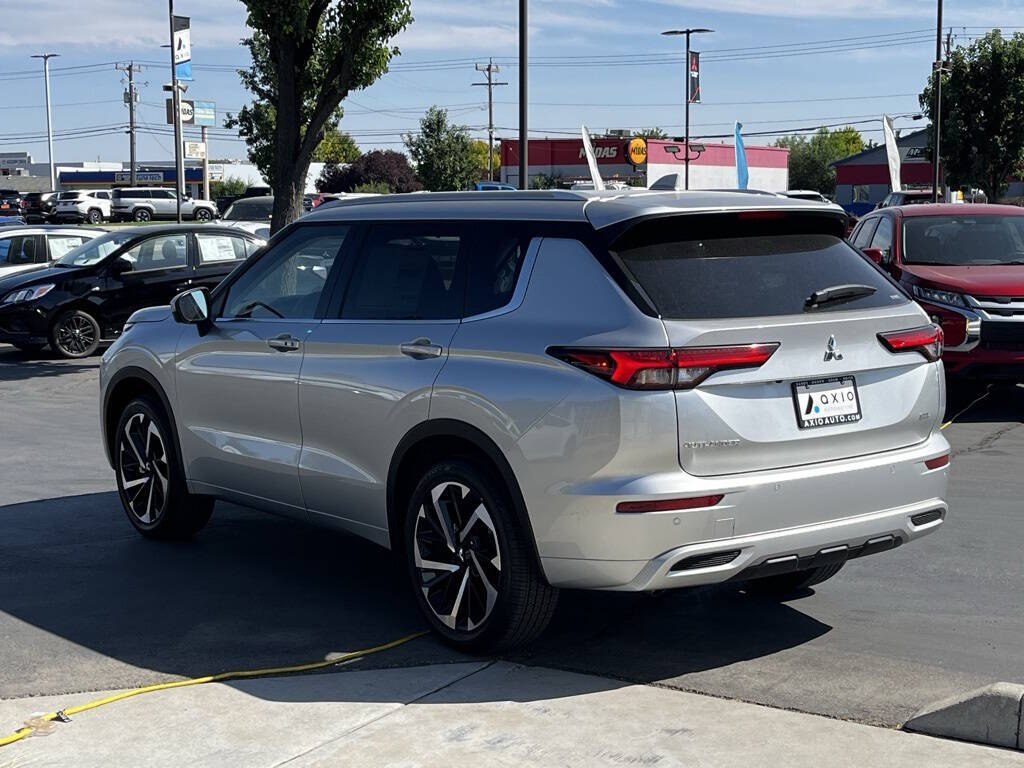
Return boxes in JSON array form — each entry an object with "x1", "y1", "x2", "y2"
[
  {"x1": 903, "y1": 215, "x2": 1024, "y2": 265},
  {"x1": 55, "y1": 231, "x2": 136, "y2": 266},
  {"x1": 224, "y1": 199, "x2": 273, "y2": 221},
  {"x1": 58, "y1": 192, "x2": 83, "y2": 201}
]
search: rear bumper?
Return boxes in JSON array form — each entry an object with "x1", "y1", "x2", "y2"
[
  {"x1": 536, "y1": 431, "x2": 949, "y2": 590},
  {"x1": 55, "y1": 212, "x2": 87, "y2": 222}
]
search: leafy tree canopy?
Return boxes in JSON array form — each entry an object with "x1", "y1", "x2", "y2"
[
  {"x1": 920, "y1": 29, "x2": 1024, "y2": 199},
  {"x1": 774, "y1": 127, "x2": 864, "y2": 195},
  {"x1": 312, "y1": 129, "x2": 361, "y2": 164},
  {"x1": 404, "y1": 106, "x2": 477, "y2": 191},
  {"x1": 316, "y1": 150, "x2": 422, "y2": 193}
]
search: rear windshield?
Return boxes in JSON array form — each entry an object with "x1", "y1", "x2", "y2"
[
  {"x1": 58, "y1": 192, "x2": 83, "y2": 200},
  {"x1": 614, "y1": 218, "x2": 906, "y2": 319},
  {"x1": 903, "y1": 215, "x2": 1024, "y2": 266},
  {"x1": 224, "y1": 199, "x2": 273, "y2": 221}
]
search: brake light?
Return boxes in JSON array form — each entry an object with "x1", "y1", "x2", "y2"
[
  {"x1": 878, "y1": 324, "x2": 943, "y2": 362},
  {"x1": 617, "y1": 495, "x2": 724, "y2": 513},
  {"x1": 549, "y1": 343, "x2": 779, "y2": 390}
]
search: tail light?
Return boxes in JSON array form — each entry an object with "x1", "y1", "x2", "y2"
[
  {"x1": 617, "y1": 494, "x2": 724, "y2": 513},
  {"x1": 878, "y1": 324, "x2": 943, "y2": 362},
  {"x1": 549, "y1": 343, "x2": 779, "y2": 390},
  {"x1": 924, "y1": 454, "x2": 950, "y2": 470}
]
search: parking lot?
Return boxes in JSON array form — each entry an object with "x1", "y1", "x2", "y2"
[{"x1": 2, "y1": 343, "x2": 1021, "y2": 733}]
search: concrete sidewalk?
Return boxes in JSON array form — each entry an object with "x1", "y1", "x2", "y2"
[{"x1": 2, "y1": 662, "x2": 1021, "y2": 767}]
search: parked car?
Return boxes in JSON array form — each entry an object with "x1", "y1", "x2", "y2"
[
  {"x1": 876, "y1": 190, "x2": 934, "y2": 209},
  {"x1": 0, "y1": 215, "x2": 26, "y2": 227},
  {"x1": 0, "y1": 225, "x2": 106, "y2": 280},
  {"x1": 111, "y1": 187, "x2": 217, "y2": 222},
  {"x1": 23, "y1": 191, "x2": 59, "y2": 223},
  {"x1": 219, "y1": 195, "x2": 273, "y2": 239},
  {"x1": 0, "y1": 224, "x2": 263, "y2": 357},
  {"x1": 851, "y1": 203, "x2": 1024, "y2": 380},
  {"x1": 55, "y1": 190, "x2": 112, "y2": 224},
  {"x1": 0, "y1": 189, "x2": 24, "y2": 216},
  {"x1": 98, "y1": 191, "x2": 949, "y2": 651},
  {"x1": 782, "y1": 190, "x2": 831, "y2": 203},
  {"x1": 472, "y1": 181, "x2": 517, "y2": 191}
]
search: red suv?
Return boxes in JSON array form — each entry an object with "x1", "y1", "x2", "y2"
[{"x1": 850, "y1": 204, "x2": 1024, "y2": 379}]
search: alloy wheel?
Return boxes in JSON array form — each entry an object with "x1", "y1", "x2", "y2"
[
  {"x1": 55, "y1": 315, "x2": 96, "y2": 356},
  {"x1": 413, "y1": 481, "x2": 502, "y2": 632},
  {"x1": 118, "y1": 412, "x2": 170, "y2": 525}
]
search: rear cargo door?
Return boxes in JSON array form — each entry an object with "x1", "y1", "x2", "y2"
[{"x1": 613, "y1": 214, "x2": 942, "y2": 477}]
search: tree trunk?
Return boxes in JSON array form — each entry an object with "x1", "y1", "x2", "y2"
[{"x1": 270, "y1": 44, "x2": 307, "y2": 235}]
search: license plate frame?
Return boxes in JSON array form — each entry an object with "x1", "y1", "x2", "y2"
[{"x1": 792, "y1": 375, "x2": 862, "y2": 429}]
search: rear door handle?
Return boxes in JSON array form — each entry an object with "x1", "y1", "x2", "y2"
[
  {"x1": 400, "y1": 338, "x2": 443, "y2": 359},
  {"x1": 267, "y1": 333, "x2": 301, "y2": 352}
]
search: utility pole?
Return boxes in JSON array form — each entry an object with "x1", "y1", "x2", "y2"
[
  {"x1": 518, "y1": 0, "x2": 529, "y2": 189},
  {"x1": 168, "y1": 0, "x2": 184, "y2": 223},
  {"x1": 31, "y1": 53, "x2": 59, "y2": 190},
  {"x1": 931, "y1": 0, "x2": 944, "y2": 203},
  {"x1": 117, "y1": 62, "x2": 142, "y2": 187},
  {"x1": 201, "y1": 125, "x2": 210, "y2": 200},
  {"x1": 473, "y1": 59, "x2": 508, "y2": 181},
  {"x1": 661, "y1": 28, "x2": 712, "y2": 190}
]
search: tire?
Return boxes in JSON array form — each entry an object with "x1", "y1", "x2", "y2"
[
  {"x1": 86, "y1": 208, "x2": 103, "y2": 225},
  {"x1": 133, "y1": 208, "x2": 152, "y2": 222},
  {"x1": 50, "y1": 309, "x2": 101, "y2": 359},
  {"x1": 114, "y1": 396, "x2": 213, "y2": 539},
  {"x1": 403, "y1": 458, "x2": 558, "y2": 653},
  {"x1": 745, "y1": 562, "x2": 845, "y2": 596},
  {"x1": 193, "y1": 208, "x2": 212, "y2": 222}
]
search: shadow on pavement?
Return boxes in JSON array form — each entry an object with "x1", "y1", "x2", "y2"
[
  {"x1": 0, "y1": 490, "x2": 830, "y2": 705},
  {"x1": 0, "y1": 347, "x2": 97, "y2": 381},
  {"x1": 944, "y1": 381, "x2": 1022, "y2": 425}
]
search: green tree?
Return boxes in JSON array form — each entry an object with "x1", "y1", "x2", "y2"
[
  {"x1": 210, "y1": 175, "x2": 248, "y2": 199},
  {"x1": 774, "y1": 127, "x2": 864, "y2": 195},
  {"x1": 404, "y1": 106, "x2": 477, "y2": 191},
  {"x1": 469, "y1": 139, "x2": 500, "y2": 181},
  {"x1": 312, "y1": 129, "x2": 361, "y2": 164},
  {"x1": 353, "y1": 181, "x2": 391, "y2": 194},
  {"x1": 227, "y1": 1, "x2": 412, "y2": 233},
  {"x1": 635, "y1": 127, "x2": 668, "y2": 139},
  {"x1": 920, "y1": 29, "x2": 1024, "y2": 200},
  {"x1": 316, "y1": 150, "x2": 421, "y2": 193}
]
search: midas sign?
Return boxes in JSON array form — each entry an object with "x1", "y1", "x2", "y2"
[
  {"x1": 578, "y1": 146, "x2": 618, "y2": 159},
  {"x1": 627, "y1": 138, "x2": 647, "y2": 166}
]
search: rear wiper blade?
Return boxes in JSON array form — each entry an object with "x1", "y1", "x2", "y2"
[{"x1": 804, "y1": 283, "x2": 877, "y2": 311}]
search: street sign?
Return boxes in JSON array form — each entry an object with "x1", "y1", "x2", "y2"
[
  {"x1": 193, "y1": 101, "x2": 216, "y2": 127},
  {"x1": 166, "y1": 98, "x2": 195, "y2": 125},
  {"x1": 184, "y1": 141, "x2": 207, "y2": 160},
  {"x1": 208, "y1": 163, "x2": 224, "y2": 181}
]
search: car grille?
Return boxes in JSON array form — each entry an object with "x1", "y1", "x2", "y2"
[{"x1": 980, "y1": 321, "x2": 1024, "y2": 347}]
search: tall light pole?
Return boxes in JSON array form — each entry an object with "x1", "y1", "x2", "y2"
[
  {"x1": 662, "y1": 28, "x2": 712, "y2": 190},
  {"x1": 931, "y1": 0, "x2": 944, "y2": 203},
  {"x1": 31, "y1": 53, "x2": 59, "y2": 190},
  {"x1": 518, "y1": 0, "x2": 529, "y2": 189},
  {"x1": 168, "y1": 0, "x2": 184, "y2": 223}
]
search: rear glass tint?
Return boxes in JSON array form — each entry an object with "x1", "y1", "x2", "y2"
[{"x1": 614, "y1": 219, "x2": 906, "y2": 319}]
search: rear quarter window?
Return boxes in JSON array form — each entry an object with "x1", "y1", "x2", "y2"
[{"x1": 613, "y1": 216, "x2": 908, "y2": 319}]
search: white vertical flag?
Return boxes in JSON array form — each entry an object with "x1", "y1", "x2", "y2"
[
  {"x1": 580, "y1": 125, "x2": 606, "y2": 191},
  {"x1": 882, "y1": 115, "x2": 901, "y2": 193}
]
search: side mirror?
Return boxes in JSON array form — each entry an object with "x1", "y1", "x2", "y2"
[
  {"x1": 862, "y1": 247, "x2": 884, "y2": 265},
  {"x1": 109, "y1": 257, "x2": 131, "y2": 276},
  {"x1": 171, "y1": 287, "x2": 210, "y2": 325}
]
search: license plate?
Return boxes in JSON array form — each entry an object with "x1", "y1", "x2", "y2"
[
  {"x1": 0, "y1": 203, "x2": 8, "y2": 209},
  {"x1": 792, "y1": 376, "x2": 862, "y2": 429}
]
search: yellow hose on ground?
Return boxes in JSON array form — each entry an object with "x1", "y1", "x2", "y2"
[{"x1": 0, "y1": 631, "x2": 427, "y2": 749}]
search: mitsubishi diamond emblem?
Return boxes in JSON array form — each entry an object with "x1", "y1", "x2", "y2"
[{"x1": 824, "y1": 335, "x2": 843, "y2": 362}]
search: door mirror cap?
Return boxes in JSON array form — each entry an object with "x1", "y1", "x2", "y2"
[
  {"x1": 171, "y1": 287, "x2": 211, "y2": 325},
  {"x1": 862, "y1": 247, "x2": 885, "y2": 265},
  {"x1": 109, "y1": 257, "x2": 132, "y2": 276}
]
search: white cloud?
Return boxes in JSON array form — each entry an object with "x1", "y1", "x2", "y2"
[{"x1": 650, "y1": 0, "x2": 1022, "y2": 22}]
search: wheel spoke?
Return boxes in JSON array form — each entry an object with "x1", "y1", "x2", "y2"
[
  {"x1": 441, "y1": 569, "x2": 470, "y2": 630},
  {"x1": 429, "y1": 484, "x2": 459, "y2": 552},
  {"x1": 468, "y1": 550, "x2": 499, "y2": 631}
]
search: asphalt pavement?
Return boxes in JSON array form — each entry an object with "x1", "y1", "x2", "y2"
[{"x1": 1, "y1": 345, "x2": 1021, "y2": 730}]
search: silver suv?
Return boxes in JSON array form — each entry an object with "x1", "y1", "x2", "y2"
[
  {"x1": 112, "y1": 187, "x2": 217, "y2": 222},
  {"x1": 99, "y1": 191, "x2": 950, "y2": 651}
]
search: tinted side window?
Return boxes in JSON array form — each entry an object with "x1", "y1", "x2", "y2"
[
  {"x1": 852, "y1": 218, "x2": 879, "y2": 248},
  {"x1": 119, "y1": 234, "x2": 187, "y2": 272},
  {"x1": 0, "y1": 235, "x2": 40, "y2": 266},
  {"x1": 464, "y1": 222, "x2": 531, "y2": 317},
  {"x1": 870, "y1": 216, "x2": 894, "y2": 257},
  {"x1": 340, "y1": 223, "x2": 464, "y2": 320},
  {"x1": 223, "y1": 226, "x2": 349, "y2": 319}
]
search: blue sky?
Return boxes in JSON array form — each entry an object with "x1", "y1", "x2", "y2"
[{"x1": 0, "y1": 0, "x2": 1021, "y2": 165}]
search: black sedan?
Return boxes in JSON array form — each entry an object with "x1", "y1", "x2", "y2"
[
  {"x1": 0, "y1": 224, "x2": 264, "y2": 358},
  {"x1": 0, "y1": 189, "x2": 23, "y2": 217}
]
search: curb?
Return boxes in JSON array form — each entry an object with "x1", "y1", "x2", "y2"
[{"x1": 903, "y1": 682, "x2": 1024, "y2": 751}]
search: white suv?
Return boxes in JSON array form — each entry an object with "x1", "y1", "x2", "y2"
[
  {"x1": 112, "y1": 187, "x2": 217, "y2": 222},
  {"x1": 54, "y1": 190, "x2": 112, "y2": 224}
]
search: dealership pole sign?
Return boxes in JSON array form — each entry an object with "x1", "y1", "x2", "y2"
[
  {"x1": 173, "y1": 15, "x2": 192, "y2": 82},
  {"x1": 688, "y1": 51, "x2": 701, "y2": 104}
]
